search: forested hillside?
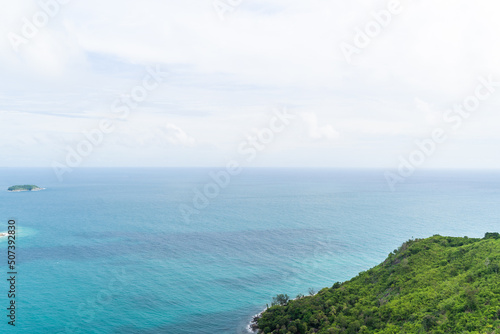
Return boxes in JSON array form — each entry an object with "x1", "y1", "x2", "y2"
[{"x1": 256, "y1": 233, "x2": 500, "y2": 333}]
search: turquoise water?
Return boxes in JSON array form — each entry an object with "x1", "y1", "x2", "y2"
[{"x1": 0, "y1": 168, "x2": 499, "y2": 333}]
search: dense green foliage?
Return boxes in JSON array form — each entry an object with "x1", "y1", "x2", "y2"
[
  {"x1": 256, "y1": 234, "x2": 500, "y2": 333},
  {"x1": 7, "y1": 185, "x2": 41, "y2": 191}
]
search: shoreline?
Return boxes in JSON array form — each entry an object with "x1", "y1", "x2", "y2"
[
  {"x1": 7, "y1": 187, "x2": 45, "y2": 192},
  {"x1": 246, "y1": 293, "x2": 319, "y2": 333},
  {"x1": 246, "y1": 309, "x2": 265, "y2": 333}
]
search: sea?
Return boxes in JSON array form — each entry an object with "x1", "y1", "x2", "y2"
[{"x1": 0, "y1": 168, "x2": 499, "y2": 333}]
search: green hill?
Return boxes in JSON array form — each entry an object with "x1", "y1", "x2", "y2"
[{"x1": 255, "y1": 233, "x2": 500, "y2": 334}]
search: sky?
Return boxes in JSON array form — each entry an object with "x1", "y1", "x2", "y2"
[{"x1": 1, "y1": 0, "x2": 500, "y2": 169}]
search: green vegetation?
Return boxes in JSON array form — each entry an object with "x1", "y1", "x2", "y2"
[
  {"x1": 255, "y1": 234, "x2": 500, "y2": 333},
  {"x1": 7, "y1": 185, "x2": 42, "y2": 192}
]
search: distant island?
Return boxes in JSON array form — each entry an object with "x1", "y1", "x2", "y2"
[
  {"x1": 7, "y1": 185, "x2": 44, "y2": 192},
  {"x1": 254, "y1": 233, "x2": 500, "y2": 333}
]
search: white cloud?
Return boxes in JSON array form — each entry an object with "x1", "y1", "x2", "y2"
[
  {"x1": 163, "y1": 123, "x2": 195, "y2": 147},
  {"x1": 338, "y1": 118, "x2": 414, "y2": 136},
  {"x1": 2, "y1": 0, "x2": 500, "y2": 168},
  {"x1": 300, "y1": 112, "x2": 339, "y2": 141},
  {"x1": 415, "y1": 98, "x2": 440, "y2": 126}
]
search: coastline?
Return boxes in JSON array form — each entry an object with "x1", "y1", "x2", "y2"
[
  {"x1": 246, "y1": 309, "x2": 265, "y2": 333},
  {"x1": 7, "y1": 187, "x2": 45, "y2": 192},
  {"x1": 247, "y1": 292, "x2": 320, "y2": 332}
]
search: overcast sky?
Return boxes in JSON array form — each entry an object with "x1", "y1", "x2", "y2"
[{"x1": 1, "y1": 0, "x2": 500, "y2": 168}]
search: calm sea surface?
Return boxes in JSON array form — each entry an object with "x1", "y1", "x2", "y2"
[{"x1": 1, "y1": 168, "x2": 499, "y2": 333}]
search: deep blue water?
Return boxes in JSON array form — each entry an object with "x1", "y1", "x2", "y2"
[{"x1": 0, "y1": 168, "x2": 499, "y2": 333}]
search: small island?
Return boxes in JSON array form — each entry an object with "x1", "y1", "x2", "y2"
[{"x1": 7, "y1": 185, "x2": 44, "y2": 192}]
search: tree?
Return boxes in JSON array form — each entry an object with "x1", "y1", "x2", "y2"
[
  {"x1": 484, "y1": 232, "x2": 500, "y2": 240},
  {"x1": 271, "y1": 294, "x2": 290, "y2": 306}
]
